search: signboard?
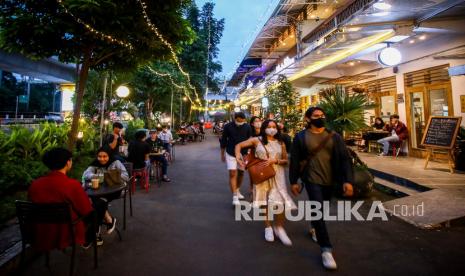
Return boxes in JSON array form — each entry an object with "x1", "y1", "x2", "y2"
[
  {"x1": 421, "y1": 116, "x2": 462, "y2": 149},
  {"x1": 397, "y1": 93, "x2": 404, "y2": 104},
  {"x1": 240, "y1": 58, "x2": 262, "y2": 68}
]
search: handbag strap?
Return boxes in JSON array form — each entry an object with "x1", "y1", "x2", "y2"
[
  {"x1": 304, "y1": 130, "x2": 334, "y2": 162},
  {"x1": 258, "y1": 137, "x2": 270, "y2": 159}
]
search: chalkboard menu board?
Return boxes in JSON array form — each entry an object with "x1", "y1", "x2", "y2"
[{"x1": 421, "y1": 116, "x2": 462, "y2": 149}]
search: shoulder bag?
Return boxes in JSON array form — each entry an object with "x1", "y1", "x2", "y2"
[{"x1": 245, "y1": 139, "x2": 276, "y2": 185}]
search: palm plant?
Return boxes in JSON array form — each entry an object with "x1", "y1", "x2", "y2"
[{"x1": 318, "y1": 85, "x2": 375, "y2": 136}]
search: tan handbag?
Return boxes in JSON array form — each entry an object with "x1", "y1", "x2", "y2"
[
  {"x1": 104, "y1": 169, "x2": 123, "y2": 187},
  {"x1": 245, "y1": 139, "x2": 276, "y2": 185}
]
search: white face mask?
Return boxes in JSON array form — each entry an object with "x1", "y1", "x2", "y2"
[
  {"x1": 235, "y1": 121, "x2": 245, "y2": 126},
  {"x1": 265, "y1": 128, "x2": 277, "y2": 137},
  {"x1": 253, "y1": 122, "x2": 262, "y2": 128}
]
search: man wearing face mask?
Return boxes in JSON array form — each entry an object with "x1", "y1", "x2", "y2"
[
  {"x1": 220, "y1": 112, "x2": 252, "y2": 205},
  {"x1": 289, "y1": 107, "x2": 354, "y2": 270}
]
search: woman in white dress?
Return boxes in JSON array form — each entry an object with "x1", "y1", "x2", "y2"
[{"x1": 235, "y1": 120, "x2": 297, "y2": 246}]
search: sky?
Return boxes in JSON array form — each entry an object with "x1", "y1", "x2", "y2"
[{"x1": 194, "y1": 0, "x2": 280, "y2": 80}]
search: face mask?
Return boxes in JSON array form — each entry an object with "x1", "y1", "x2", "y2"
[
  {"x1": 253, "y1": 122, "x2": 262, "y2": 128},
  {"x1": 311, "y1": 118, "x2": 326, "y2": 128},
  {"x1": 235, "y1": 121, "x2": 245, "y2": 126},
  {"x1": 265, "y1": 128, "x2": 278, "y2": 137}
]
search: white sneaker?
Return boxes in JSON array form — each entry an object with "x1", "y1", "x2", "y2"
[
  {"x1": 236, "y1": 191, "x2": 245, "y2": 200},
  {"x1": 321, "y1": 251, "x2": 337, "y2": 270},
  {"x1": 264, "y1": 227, "x2": 274, "y2": 242},
  {"x1": 273, "y1": 226, "x2": 292, "y2": 246},
  {"x1": 309, "y1": 227, "x2": 317, "y2": 243},
  {"x1": 232, "y1": 196, "x2": 240, "y2": 206}
]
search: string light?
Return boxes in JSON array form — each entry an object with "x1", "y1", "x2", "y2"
[
  {"x1": 137, "y1": 0, "x2": 200, "y2": 101},
  {"x1": 56, "y1": 0, "x2": 133, "y2": 50}
]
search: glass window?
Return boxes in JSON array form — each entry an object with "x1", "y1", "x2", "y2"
[
  {"x1": 429, "y1": 89, "x2": 448, "y2": 116},
  {"x1": 380, "y1": 95, "x2": 395, "y2": 122}
]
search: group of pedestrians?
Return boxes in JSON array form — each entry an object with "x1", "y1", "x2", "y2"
[{"x1": 220, "y1": 108, "x2": 354, "y2": 270}]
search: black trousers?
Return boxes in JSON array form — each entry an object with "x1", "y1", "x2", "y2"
[
  {"x1": 304, "y1": 182, "x2": 333, "y2": 250},
  {"x1": 84, "y1": 198, "x2": 108, "y2": 242}
]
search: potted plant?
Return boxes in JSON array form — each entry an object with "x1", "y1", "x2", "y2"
[{"x1": 318, "y1": 85, "x2": 376, "y2": 197}]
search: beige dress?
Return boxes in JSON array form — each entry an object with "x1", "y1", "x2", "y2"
[{"x1": 253, "y1": 139, "x2": 297, "y2": 210}]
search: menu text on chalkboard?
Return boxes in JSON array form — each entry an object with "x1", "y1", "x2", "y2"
[{"x1": 421, "y1": 116, "x2": 462, "y2": 149}]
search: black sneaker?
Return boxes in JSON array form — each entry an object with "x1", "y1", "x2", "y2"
[
  {"x1": 106, "y1": 217, "x2": 117, "y2": 234},
  {"x1": 96, "y1": 236, "x2": 104, "y2": 246},
  {"x1": 82, "y1": 236, "x2": 104, "y2": 249}
]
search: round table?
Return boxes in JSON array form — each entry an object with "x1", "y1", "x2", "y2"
[{"x1": 85, "y1": 182, "x2": 126, "y2": 198}]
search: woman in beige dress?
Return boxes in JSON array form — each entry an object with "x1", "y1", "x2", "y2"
[{"x1": 235, "y1": 120, "x2": 297, "y2": 246}]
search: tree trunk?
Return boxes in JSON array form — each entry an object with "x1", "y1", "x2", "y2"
[
  {"x1": 145, "y1": 98, "x2": 153, "y2": 129},
  {"x1": 67, "y1": 50, "x2": 92, "y2": 150}
]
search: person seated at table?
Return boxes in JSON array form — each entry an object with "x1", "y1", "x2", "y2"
[
  {"x1": 145, "y1": 129, "x2": 171, "y2": 182},
  {"x1": 372, "y1": 117, "x2": 385, "y2": 130},
  {"x1": 361, "y1": 117, "x2": 386, "y2": 151},
  {"x1": 159, "y1": 125, "x2": 174, "y2": 152},
  {"x1": 128, "y1": 130, "x2": 151, "y2": 170},
  {"x1": 82, "y1": 146, "x2": 129, "y2": 234},
  {"x1": 105, "y1": 122, "x2": 126, "y2": 162},
  {"x1": 29, "y1": 147, "x2": 108, "y2": 250},
  {"x1": 377, "y1": 114, "x2": 408, "y2": 156}
]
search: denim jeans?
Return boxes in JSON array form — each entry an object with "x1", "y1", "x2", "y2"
[
  {"x1": 305, "y1": 182, "x2": 333, "y2": 251},
  {"x1": 377, "y1": 135, "x2": 399, "y2": 155},
  {"x1": 150, "y1": 155, "x2": 168, "y2": 175}
]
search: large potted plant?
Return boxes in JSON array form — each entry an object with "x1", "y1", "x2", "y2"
[{"x1": 318, "y1": 85, "x2": 376, "y2": 197}]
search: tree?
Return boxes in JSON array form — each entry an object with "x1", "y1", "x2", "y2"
[
  {"x1": 265, "y1": 75, "x2": 301, "y2": 134},
  {"x1": 0, "y1": 0, "x2": 193, "y2": 149},
  {"x1": 180, "y1": 2, "x2": 225, "y2": 95}
]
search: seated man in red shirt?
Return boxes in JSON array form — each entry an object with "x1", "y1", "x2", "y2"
[{"x1": 28, "y1": 148, "x2": 106, "y2": 250}]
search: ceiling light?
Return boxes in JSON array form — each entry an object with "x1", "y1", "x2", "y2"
[
  {"x1": 378, "y1": 47, "x2": 402, "y2": 66},
  {"x1": 349, "y1": 61, "x2": 355, "y2": 66},
  {"x1": 373, "y1": 1, "x2": 392, "y2": 10},
  {"x1": 419, "y1": 35, "x2": 426, "y2": 40}
]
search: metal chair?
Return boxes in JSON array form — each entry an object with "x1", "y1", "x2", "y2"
[
  {"x1": 122, "y1": 162, "x2": 134, "y2": 220},
  {"x1": 15, "y1": 200, "x2": 98, "y2": 275}
]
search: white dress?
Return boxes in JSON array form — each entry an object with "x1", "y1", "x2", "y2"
[{"x1": 253, "y1": 139, "x2": 297, "y2": 210}]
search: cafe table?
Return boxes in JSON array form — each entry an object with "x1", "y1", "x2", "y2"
[
  {"x1": 148, "y1": 151, "x2": 165, "y2": 186},
  {"x1": 364, "y1": 130, "x2": 389, "y2": 153},
  {"x1": 85, "y1": 181, "x2": 128, "y2": 231}
]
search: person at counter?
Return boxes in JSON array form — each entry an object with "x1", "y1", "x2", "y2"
[{"x1": 377, "y1": 114, "x2": 408, "y2": 156}]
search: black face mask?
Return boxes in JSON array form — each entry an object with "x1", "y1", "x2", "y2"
[{"x1": 311, "y1": 118, "x2": 326, "y2": 128}]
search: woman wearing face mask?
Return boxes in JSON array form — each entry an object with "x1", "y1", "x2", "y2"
[
  {"x1": 249, "y1": 116, "x2": 262, "y2": 137},
  {"x1": 235, "y1": 120, "x2": 297, "y2": 246}
]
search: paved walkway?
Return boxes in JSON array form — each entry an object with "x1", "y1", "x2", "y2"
[
  {"x1": 358, "y1": 152, "x2": 465, "y2": 189},
  {"x1": 22, "y1": 134, "x2": 465, "y2": 275}
]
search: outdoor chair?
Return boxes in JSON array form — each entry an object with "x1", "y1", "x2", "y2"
[
  {"x1": 15, "y1": 200, "x2": 98, "y2": 276},
  {"x1": 122, "y1": 162, "x2": 134, "y2": 219},
  {"x1": 131, "y1": 166, "x2": 150, "y2": 193},
  {"x1": 149, "y1": 159, "x2": 163, "y2": 187},
  {"x1": 390, "y1": 140, "x2": 406, "y2": 157}
]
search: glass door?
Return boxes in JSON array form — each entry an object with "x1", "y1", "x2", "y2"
[
  {"x1": 410, "y1": 91, "x2": 426, "y2": 149},
  {"x1": 429, "y1": 88, "x2": 449, "y2": 116}
]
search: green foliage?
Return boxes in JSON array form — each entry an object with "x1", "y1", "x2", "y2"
[
  {"x1": 125, "y1": 118, "x2": 146, "y2": 142},
  {"x1": 265, "y1": 75, "x2": 301, "y2": 134},
  {"x1": 318, "y1": 85, "x2": 376, "y2": 136}
]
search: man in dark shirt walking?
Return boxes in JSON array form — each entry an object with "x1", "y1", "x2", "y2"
[
  {"x1": 220, "y1": 112, "x2": 252, "y2": 205},
  {"x1": 289, "y1": 107, "x2": 354, "y2": 270}
]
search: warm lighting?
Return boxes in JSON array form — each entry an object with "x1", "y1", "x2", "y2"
[
  {"x1": 79, "y1": 118, "x2": 85, "y2": 123},
  {"x1": 77, "y1": 131, "x2": 84, "y2": 139},
  {"x1": 116, "y1": 85, "x2": 130, "y2": 98},
  {"x1": 409, "y1": 39, "x2": 415, "y2": 44},
  {"x1": 183, "y1": 96, "x2": 188, "y2": 101},
  {"x1": 349, "y1": 61, "x2": 355, "y2": 66},
  {"x1": 378, "y1": 47, "x2": 402, "y2": 66},
  {"x1": 234, "y1": 107, "x2": 240, "y2": 112},
  {"x1": 419, "y1": 35, "x2": 426, "y2": 40},
  {"x1": 373, "y1": 1, "x2": 392, "y2": 10},
  {"x1": 289, "y1": 30, "x2": 395, "y2": 82},
  {"x1": 104, "y1": 119, "x2": 109, "y2": 125}
]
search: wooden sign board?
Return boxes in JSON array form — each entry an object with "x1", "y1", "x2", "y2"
[
  {"x1": 421, "y1": 116, "x2": 462, "y2": 149},
  {"x1": 421, "y1": 116, "x2": 462, "y2": 173}
]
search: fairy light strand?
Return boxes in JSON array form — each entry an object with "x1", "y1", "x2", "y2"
[{"x1": 56, "y1": 0, "x2": 133, "y2": 50}]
